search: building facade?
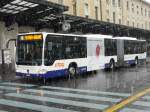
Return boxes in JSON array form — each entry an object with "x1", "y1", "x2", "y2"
[{"x1": 49, "y1": 0, "x2": 150, "y2": 30}]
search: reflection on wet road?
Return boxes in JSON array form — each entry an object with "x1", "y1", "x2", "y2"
[{"x1": 0, "y1": 64, "x2": 150, "y2": 111}]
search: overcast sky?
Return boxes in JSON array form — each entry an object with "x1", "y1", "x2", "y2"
[{"x1": 144, "y1": 0, "x2": 150, "y2": 4}]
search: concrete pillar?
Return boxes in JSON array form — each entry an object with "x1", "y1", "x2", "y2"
[{"x1": 0, "y1": 21, "x2": 18, "y2": 71}]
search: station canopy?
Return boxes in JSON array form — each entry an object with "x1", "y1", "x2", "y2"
[
  {"x1": 0, "y1": 0, "x2": 68, "y2": 26},
  {"x1": 60, "y1": 14, "x2": 150, "y2": 40}
]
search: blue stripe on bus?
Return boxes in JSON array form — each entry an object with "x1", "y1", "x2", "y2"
[
  {"x1": 125, "y1": 60, "x2": 135, "y2": 65},
  {"x1": 16, "y1": 66, "x2": 87, "y2": 79},
  {"x1": 6, "y1": 93, "x2": 108, "y2": 110},
  {"x1": 0, "y1": 99, "x2": 79, "y2": 112}
]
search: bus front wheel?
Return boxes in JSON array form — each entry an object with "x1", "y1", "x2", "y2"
[{"x1": 69, "y1": 67, "x2": 76, "y2": 76}]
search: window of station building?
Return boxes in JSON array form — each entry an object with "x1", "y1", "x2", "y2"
[
  {"x1": 145, "y1": 8, "x2": 147, "y2": 16},
  {"x1": 106, "y1": 9, "x2": 109, "y2": 15},
  {"x1": 84, "y1": 3, "x2": 89, "y2": 18},
  {"x1": 58, "y1": 0, "x2": 63, "y2": 4},
  {"x1": 107, "y1": 18, "x2": 110, "y2": 22},
  {"x1": 142, "y1": 24, "x2": 144, "y2": 29},
  {"x1": 105, "y1": 39, "x2": 117, "y2": 56},
  {"x1": 127, "y1": 1, "x2": 129, "y2": 10},
  {"x1": 118, "y1": 0, "x2": 121, "y2": 7},
  {"x1": 132, "y1": 3, "x2": 134, "y2": 13},
  {"x1": 95, "y1": 6, "x2": 98, "y2": 20},
  {"x1": 44, "y1": 35, "x2": 87, "y2": 66},
  {"x1": 113, "y1": 12, "x2": 116, "y2": 23},
  {"x1": 72, "y1": 0, "x2": 77, "y2": 16},
  {"x1": 141, "y1": 7, "x2": 143, "y2": 16},
  {"x1": 119, "y1": 19, "x2": 121, "y2": 24},
  {"x1": 132, "y1": 22, "x2": 134, "y2": 27},
  {"x1": 145, "y1": 21, "x2": 147, "y2": 29},
  {"x1": 106, "y1": 0, "x2": 109, "y2": 5},
  {"x1": 137, "y1": 5, "x2": 139, "y2": 15},
  {"x1": 127, "y1": 21, "x2": 129, "y2": 26},
  {"x1": 112, "y1": 0, "x2": 115, "y2": 6},
  {"x1": 137, "y1": 23, "x2": 139, "y2": 28}
]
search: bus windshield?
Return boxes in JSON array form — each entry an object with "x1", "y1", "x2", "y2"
[{"x1": 16, "y1": 34, "x2": 43, "y2": 66}]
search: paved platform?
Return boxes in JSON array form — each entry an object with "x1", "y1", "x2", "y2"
[
  {"x1": 0, "y1": 64, "x2": 150, "y2": 111},
  {"x1": 0, "y1": 82, "x2": 149, "y2": 112}
]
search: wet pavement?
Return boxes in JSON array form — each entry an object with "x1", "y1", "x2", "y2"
[{"x1": 0, "y1": 63, "x2": 150, "y2": 111}]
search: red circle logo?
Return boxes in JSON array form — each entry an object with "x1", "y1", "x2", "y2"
[{"x1": 96, "y1": 44, "x2": 100, "y2": 56}]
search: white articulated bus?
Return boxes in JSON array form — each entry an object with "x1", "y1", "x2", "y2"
[
  {"x1": 16, "y1": 32, "x2": 118, "y2": 79},
  {"x1": 115, "y1": 37, "x2": 147, "y2": 66}
]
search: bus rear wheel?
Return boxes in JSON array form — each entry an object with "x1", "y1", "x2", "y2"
[
  {"x1": 135, "y1": 57, "x2": 138, "y2": 65},
  {"x1": 109, "y1": 60, "x2": 115, "y2": 70}
]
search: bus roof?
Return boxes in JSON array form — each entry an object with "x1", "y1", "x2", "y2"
[
  {"x1": 18, "y1": 32, "x2": 84, "y2": 37},
  {"x1": 84, "y1": 34, "x2": 113, "y2": 39},
  {"x1": 115, "y1": 36, "x2": 146, "y2": 41},
  {"x1": 115, "y1": 37, "x2": 137, "y2": 40}
]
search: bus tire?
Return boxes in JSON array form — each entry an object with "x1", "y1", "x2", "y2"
[
  {"x1": 109, "y1": 59, "x2": 115, "y2": 70},
  {"x1": 135, "y1": 57, "x2": 138, "y2": 65},
  {"x1": 68, "y1": 63, "x2": 78, "y2": 77}
]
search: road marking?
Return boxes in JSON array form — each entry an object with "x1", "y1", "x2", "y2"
[
  {"x1": 0, "y1": 110, "x2": 8, "y2": 112},
  {"x1": 1, "y1": 82, "x2": 35, "y2": 87},
  {"x1": 133, "y1": 101, "x2": 150, "y2": 107},
  {"x1": 142, "y1": 95, "x2": 150, "y2": 100},
  {"x1": 120, "y1": 108, "x2": 150, "y2": 112},
  {"x1": 103, "y1": 88, "x2": 150, "y2": 112},
  {"x1": 6, "y1": 93, "x2": 108, "y2": 110},
  {"x1": 0, "y1": 99, "x2": 79, "y2": 112},
  {"x1": 0, "y1": 86, "x2": 19, "y2": 91},
  {"x1": 41, "y1": 86, "x2": 130, "y2": 97},
  {"x1": 24, "y1": 89, "x2": 122, "y2": 103}
]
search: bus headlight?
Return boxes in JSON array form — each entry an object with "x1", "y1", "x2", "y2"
[{"x1": 38, "y1": 69, "x2": 47, "y2": 74}]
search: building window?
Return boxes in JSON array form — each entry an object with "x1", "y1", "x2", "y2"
[
  {"x1": 137, "y1": 23, "x2": 139, "y2": 28},
  {"x1": 145, "y1": 21, "x2": 147, "y2": 29},
  {"x1": 72, "y1": 1, "x2": 77, "y2": 16},
  {"x1": 107, "y1": 18, "x2": 110, "y2": 22},
  {"x1": 112, "y1": 0, "x2": 115, "y2": 6},
  {"x1": 145, "y1": 9, "x2": 147, "y2": 16},
  {"x1": 118, "y1": 0, "x2": 121, "y2": 7},
  {"x1": 84, "y1": 3, "x2": 89, "y2": 17},
  {"x1": 142, "y1": 24, "x2": 143, "y2": 28},
  {"x1": 127, "y1": 1, "x2": 129, "y2": 10},
  {"x1": 141, "y1": 8, "x2": 143, "y2": 16},
  {"x1": 106, "y1": 0, "x2": 109, "y2": 5},
  {"x1": 127, "y1": 21, "x2": 129, "y2": 26},
  {"x1": 137, "y1": 5, "x2": 139, "y2": 15},
  {"x1": 58, "y1": 0, "x2": 63, "y2": 4},
  {"x1": 132, "y1": 3, "x2": 134, "y2": 13},
  {"x1": 106, "y1": 9, "x2": 109, "y2": 15},
  {"x1": 95, "y1": 6, "x2": 98, "y2": 20},
  {"x1": 119, "y1": 19, "x2": 121, "y2": 24},
  {"x1": 132, "y1": 22, "x2": 134, "y2": 27},
  {"x1": 113, "y1": 12, "x2": 116, "y2": 23},
  {"x1": 149, "y1": 11, "x2": 150, "y2": 18}
]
